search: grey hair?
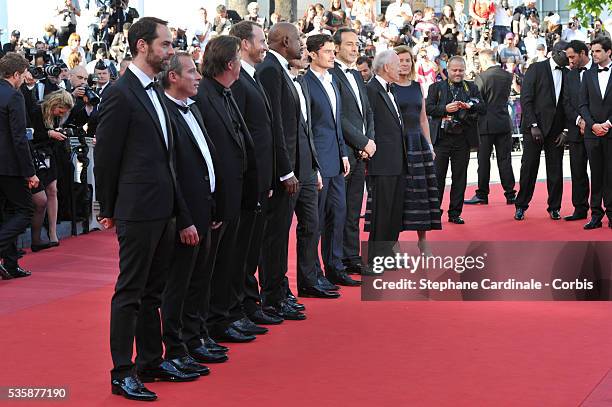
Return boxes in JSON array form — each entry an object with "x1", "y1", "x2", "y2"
[
  {"x1": 447, "y1": 55, "x2": 466, "y2": 67},
  {"x1": 159, "y1": 52, "x2": 192, "y2": 89},
  {"x1": 372, "y1": 49, "x2": 397, "y2": 74}
]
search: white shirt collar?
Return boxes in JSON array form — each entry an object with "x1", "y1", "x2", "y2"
[
  {"x1": 375, "y1": 75, "x2": 389, "y2": 90},
  {"x1": 549, "y1": 58, "x2": 561, "y2": 71},
  {"x1": 164, "y1": 92, "x2": 195, "y2": 108},
  {"x1": 268, "y1": 49, "x2": 291, "y2": 75},
  {"x1": 597, "y1": 60, "x2": 612, "y2": 70},
  {"x1": 241, "y1": 59, "x2": 256, "y2": 79},
  {"x1": 584, "y1": 59, "x2": 592, "y2": 70},
  {"x1": 311, "y1": 68, "x2": 333, "y2": 84},
  {"x1": 128, "y1": 63, "x2": 155, "y2": 88},
  {"x1": 336, "y1": 59, "x2": 355, "y2": 72}
]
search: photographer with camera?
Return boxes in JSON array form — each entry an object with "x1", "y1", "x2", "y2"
[
  {"x1": 2, "y1": 30, "x2": 22, "y2": 55},
  {"x1": 55, "y1": 0, "x2": 81, "y2": 46},
  {"x1": 426, "y1": 56, "x2": 486, "y2": 224},
  {"x1": 107, "y1": 0, "x2": 139, "y2": 35}
]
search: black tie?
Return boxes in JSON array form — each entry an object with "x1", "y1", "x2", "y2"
[
  {"x1": 173, "y1": 101, "x2": 190, "y2": 114},
  {"x1": 579, "y1": 66, "x2": 587, "y2": 72},
  {"x1": 598, "y1": 67, "x2": 610, "y2": 73},
  {"x1": 386, "y1": 83, "x2": 393, "y2": 93},
  {"x1": 145, "y1": 81, "x2": 157, "y2": 91},
  {"x1": 345, "y1": 68, "x2": 356, "y2": 75},
  {"x1": 554, "y1": 66, "x2": 563, "y2": 70}
]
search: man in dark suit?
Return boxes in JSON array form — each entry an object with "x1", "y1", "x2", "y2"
[
  {"x1": 465, "y1": 49, "x2": 516, "y2": 205},
  {"x1": 304, "y1": 34, "x2": 356, "y2": 293},
  {"x1": 229, "y1": 21, "x2": 284, "y2": 326},
  {"x1": 159, "y1": 52, "x2": 227, "y2": 376},
  {"x1": 95, "y1": 17, "x2": 199, "y2": 402},
  {"x1": 426, "y1": 56, "x2": 486, "y2": 224},
  {"x1": 514, "y1": 40, "x2": 569, "y2": 221},
  {"x1": 0, "y1": 53, "x2": 38, "y2": 280},
  {"x1": 194, "y1": 36, "x2": 260, "y2": 343},
  {"x1": 579, "y1": 36, "x2": 612, "y2": 229},
  {"x1": 563, "y1": 40, "x2": 592, "y2": 222},
  {"x1": 257, "y1": 23, "x2": 320, "y2": 318},
  {"x1": 330, "y1": 28, "x2": 376, "y2": 276}
]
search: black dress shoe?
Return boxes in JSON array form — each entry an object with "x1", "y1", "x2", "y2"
[
  {"x1": 0, "y1": 265, "x2": 13, "y2": 280},
  {"x1": 298, "y1": 286, "x2": 341, "y2": 299},
  {"x1": 285, "y1": 294, "x2": 306, "y2": 310},
  {"x1": 317, "y1": 275, "x2": 340, "y2": 291},
  {"x1": 344, "y1": 263, "x2": 364, "y2": 275},
  {"x1": 264, "y1": 301, "x2": 306, "y2": 320},
  {"x1": 168, "y1": 355, "x2": 210, "y2": 376},
  {"x1": 248, "y1": 309, "x2": 283, "y2": 325},
  {"x1": 514, "y1": 208, "x2": 525, "y2": 221},
  {"x1": 31, "y1": 242, "x2": 53, "y2": 252},
  {"x1": 448, "y1": 216, "x2": 465, "y2": 224},
  {"x1": 137, "y1": 360, "x2": 199, "y2": 383},
  {"x1": 189, "y1": 345, "x2": 228, "y2": 363},
  {"x1": 7, "y1": 267, "x2": 31, "y2": 278},
  {"x1": 564, "y1": 212, "x2": 588, "y2": 221},
  {"x1": 211, "y1": 326, "x2": 256, "y2": 343},
  {"x1": 464, "y1": 195, "x2": 488, "y2": 205},
  {"x1": 584, "y1": 216, "x2": 603, "y2": 230},
  {"x1": 548, "y1": 210, "x2": 561, "y2": 220},
  {"x1": 286, "y1": 293, "x2": 298, "y2": 303},
  {"x1": 48, "y1": 241, "x2": 60, "y2": 248},
  {"x1": 328, "y1": 270, "x2": 361, "y2": 286},
  {"x1": 111, "y1": 375, "x2": 157, "y2": 401},
  {"x1": 231, "y1": 317, "x2": 269, "y2": 335},
  {"x1": 202, "y1": 336, "x2": 229, "y2": 353},
  {"x1": 506, "y1": 195, "x2": 516, "y2": 205}
]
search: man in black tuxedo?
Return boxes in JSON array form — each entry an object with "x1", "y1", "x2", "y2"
[
  {"x1": 194, "y1": 36, "x2": 260, "y2": 343},
  {"x1": 229, "y1": 21, "x2": 284, "y2": 327},
  {"x1": 331, "y1": 28, "x2": 376, "y2": 276},
  {"x1": 466, "y1": 49, "x2": 516, "y2": 205},
  {"x1": 427, "y1": 56, "x2": 486, "y2": 224},
  {"x1": 579, "y1": 36, "x2": 612, "y2": 229},
  {"x1": 0, "y1": 53, "x2": 38, "y2": 280},
  {"x1": 563, "y1": 40, "x2": 592, "y2": 222},
  {"x1": 159, "y1": 52, "x2": 227, "y2": 376},
  {"x1": 514, "y1": 41, "x2": 569, "y2": 221},
  {"x1": 257, "y1": 23, "x2": 320, "y2": 319},
  {"x1": 95, "y1": 17, "x2": 198, "y2": 402}
]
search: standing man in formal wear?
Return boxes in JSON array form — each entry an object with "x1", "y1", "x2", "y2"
[
  {"x1": 257, "y1": 23, "x2": 320, "y2": 318},
  {"x1": 0, "y1": 53, "x2": 38, "y2": 280},
  {"x1": 95, "y1": 17, "x2": 199, "y2": 402},
  {"x1": 331, "y1": 27, "x2": 376, "y2": 277},
  {"x1": 579, "y1": 36, "x2": 612, "y2": 229},
  {"x1": 465, "y1": 49, "x2": 516, "y2": 205},
  {"x1": 159, "y1": 52, "x2": 228, "y2": 374},
  {"x1": 304, "y1": 34, "x2": 356, "y2": 293},
  {"x1": 194, "y1": 36, "x2": 260, "y2": 343},
  {"x1": 562, "y1": 40, "x2": 591, "y2": 222},
  {"x1": 426, "y1": 56, "x2": 485, "y2": 224},
  {"x1": 229, "y1": 21, "x2": 284, "y2": 327},
  {"x1": 514, "y1": 41, "x2": 569, "y2": 221}
]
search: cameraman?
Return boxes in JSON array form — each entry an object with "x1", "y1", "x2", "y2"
[
  {"x1": 107, "y1": 0, "x2": 139, "y2": 35},
  {"x1": 426, "y1": 56, "x2": 486, "y2": 224},
  {"x1": 2, "y1": 30, "x2": 22, "y2": 54}
]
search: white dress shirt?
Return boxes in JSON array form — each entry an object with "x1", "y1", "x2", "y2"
[
  {"x1": 336, "y1": 59, "x2": 363, "y2": 115},
  {"x1": 549, "y1": 58, "x2": 563, "y2": 105},
  {"x1": 128, "y1": 63, "x2": 169, "y2": 148},
  {"x1": 165, "y1": 93, "x2": 216, "y2": 193},
  {"x1": 241, "y1": 59, "x2": 256, "y2": 79},
  {"x1": 311, "y1": 68, "x2": 337, "y2": 120},
  {"x1": 575, "y1": 60, "x2": 592, "y2": 126},
  {"x1": 375, "y1": 75, "x2": 401, "y2": 121},
  {"x1": 597, "y1": 61, "x2": 612, "y2": 99}
]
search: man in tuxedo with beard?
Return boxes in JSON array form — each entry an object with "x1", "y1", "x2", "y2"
[
  {"x1": 514, "y1": 40, "x2": 570, "y2": 221},
  {"x1": 257, "y1": 22, "x2": 320, "y2": 318},
  {"x1": 579, "y1": 36, "x2": 612, "y2": 229},
  {"x1": 229, "y1": 21, "x2": 284, "y2": 326},
  {"x1": 95, "y1": 17, "x2": 199, "y2": 402},
  {"x1": 562, "y1": 40, "x2": 592, "y2": 222}
]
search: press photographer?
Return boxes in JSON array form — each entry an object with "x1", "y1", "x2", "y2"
[{"x1": 426, "y1": 55, "x2": 485, "y2": 224}]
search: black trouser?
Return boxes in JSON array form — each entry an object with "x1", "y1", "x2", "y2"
[
  {"x1": 585, "y1": 137, "x2": 612, "y2": 219},
  {"x1": 110, "y1": 218, "x2": 175, "y2": 380},
  {"x1": 260, "y1": 174, "x2": 319, "y2": 305},
  {"x1": 367, "y1": 175, "x2": 406, "y2": 264},
  {"x1": 343, "y1": 158, "x2": 366, "y2": 267},
  {"x1": 0, "y1": 176, "x2": 33, "y2": 269},
  {"x1": 434, "y1": 134, "x2": 471, "y2": 218},
  {"x1": 161, "y1": 227, "x2": 211, "y2": 360},
  {"x1": 568, "y1": 140, "x2": 590, "y2": 216},
  {"x1": 314, "y1": 173, "x2": 347, "y2": 277},
  {"x1": 515, "y1": 133, "x2": 564, "y2": 212},
  {"x1": 475, "y1": 132, "x2": 516, "y2": 199}
]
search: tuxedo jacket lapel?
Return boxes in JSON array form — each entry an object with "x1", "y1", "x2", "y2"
[{"x1": 125, "y1": 70, "x2": 167, "y2": 151}]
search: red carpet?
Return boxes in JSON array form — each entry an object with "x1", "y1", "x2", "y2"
[{"x1": 0, "y1": 181, "x2": 611, "y2": 406}]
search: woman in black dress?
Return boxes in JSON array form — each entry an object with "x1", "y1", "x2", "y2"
[{"x1": 393, "y1": 45, "x2": 441, "y2": 253}]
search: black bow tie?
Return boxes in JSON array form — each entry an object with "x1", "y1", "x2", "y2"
[
  {"x1": 554, "y1": 66, "x2": 564, "y2": 70},
  {"x1": 345, "y1": 67, "x2": 356, "y2": 74},
  {"x1": 579, "y1": 66, "x2": 588, "y2": 72},
  {"x1": 144, "y1": 80, "x2": 157, "y2": 91},
  {"x1": 292, "y1": 76, "x2": 299, "y2": 83},
  {"x1": 223, "y1": 88, "x2": 233, "y2": 98},
  {"x1": 386, "y1": 83, "x2": 393, "y2": 93},
  {"x1": 598, "y1": 67, "x2": 610, "y2": 73},
  {"x1": 173, "y1": 101, "x2": 190, "y2": 114}
]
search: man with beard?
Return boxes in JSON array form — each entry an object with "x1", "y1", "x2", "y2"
[{"x1": 95, "y1": 17, "x2": 198, "y2": 402}]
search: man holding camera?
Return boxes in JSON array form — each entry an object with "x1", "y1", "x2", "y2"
[{"x1": 426, "y1": 56, "x2": 485, "y2": 224}]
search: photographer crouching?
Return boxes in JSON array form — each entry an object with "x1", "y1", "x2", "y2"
[{"x1": 426, "y1": 56, "x2": 486, "y2": 224}]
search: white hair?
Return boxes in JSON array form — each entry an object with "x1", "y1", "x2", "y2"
[
  {"x1": 372, "y1": 49, "x2": 397, "y2": 74},
  {"x1": 247, "y1": 2, "x2": 259, "y2": 12}
]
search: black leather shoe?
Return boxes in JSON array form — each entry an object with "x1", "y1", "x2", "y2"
[
  {"x1": 111, "y1": 375, "x2": 157, "y2": 401},
  {"x1": 0, "y1": 265, "x2": 13, "y2": 280},
  {"x1": 514, "y1": 208, "x2": 525, "y2": 221},
  {"x1": 328, "y1": 270, "x2": 361, "y2": 286},
  {"x1": 202, "y1": 336, "x2": 229, "y2": 353},
  {"x1": 189, "y1": 345, "x2": 228, "y2": 363},
  {"x1": 344, "y1": 263, "x2": 364, "y2": 275},
  {"x1": 448, "y1": 216, "x2": 465, "y2": 224},
  {"x1": 31, "y1": 242, "x2": 53, "y2": 252},
  {"x1": 464, "y1": 195, "x2": 488, "y2": 205},
  {"x1": 506, "y1": 195, "x2": 516, "y2": 205},
  {"x1": 248, "y1": 309, "x2": 283, "y2": 325},
  {"x1": 286, "y1": 293, "x2": 298, "y2": 303},
  {"x1": 264, "y1": 301, "x2": 306, "y2": 320},
  {"x1": 298, "y1": 286, "x2": 341, "y2": 299},
  {"x1": 231, "y1": 317, "x2": 269, "y2": 335},
  {"x1": 288, "y1": 300, "x2": 305, "y2": 311},
  {"x1": 317, "y1": 275, "x2": 340, "y2": 291},
  {"x1": 584, "y1": 216, "x2": 603, "y2": 230},
  {"x1": 7, "y1": 266, "x2": 31, "y2": 278},
  {"x1": 564, "y1": 212, "x2": 587, "y2": 221},
  {"x1": 138, "y1": 360, "x2": 199, "y2": 383},
  {"x1": 168, "y1": 355, "x2": 210, "y2": 376},
  {"x1": 211, "y1": 326, "x2": 256, "y2": 343},
  {"x1": 548, "y1": 210, "x2": 561, "y2": 220}
]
